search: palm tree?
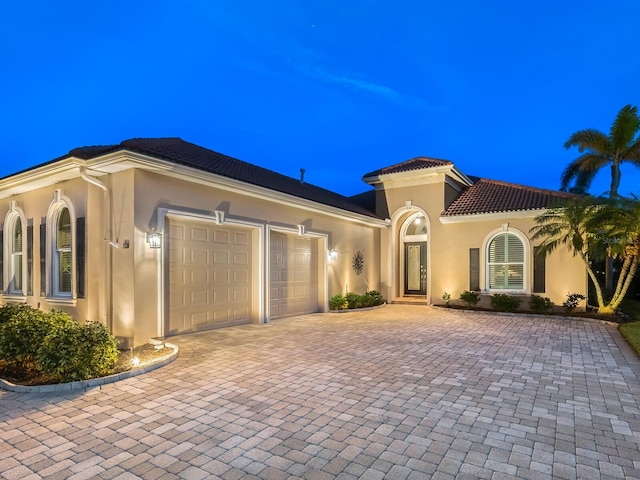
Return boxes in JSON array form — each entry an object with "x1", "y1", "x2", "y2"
[
  {"x1": 530, "y1": 197, "x2": 640, "y2": 314},
  {"x1": 561, "y1": 104, "x2": 640, "y2": 200}
]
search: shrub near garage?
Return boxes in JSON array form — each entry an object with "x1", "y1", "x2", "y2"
[
  {"x1": 329, "y1": 294, "x2": 348, "y2": 310},
  {"x1": 0, "y1": 306, "x2": 74, "y2": 372},
  {"x1": 37, "y1": 321, "x2": 119, "y2": 382},
  {"x1": 329, "y1": 291, "x2": 385, "y2": 310}
]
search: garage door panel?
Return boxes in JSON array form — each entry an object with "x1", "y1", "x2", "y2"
[
  {"x1": 169, "y1": 219, "x2": 252, "y2": 335},
  {"x1": 270, "y1": 232, "x2": 318, "y2": 319}
]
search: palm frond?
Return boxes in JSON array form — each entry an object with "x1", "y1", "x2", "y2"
[
  {"x1": 610, "y1": 105, "x2": 640, "y2": 150},
  {"x1": 560, "y1": 155, "x2": 603, "y2": 191},
  {"x1": 563, "y1": 129, "x2": 610, "y2": 153}
]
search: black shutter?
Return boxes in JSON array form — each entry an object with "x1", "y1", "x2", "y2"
[
  {"x1": 40, "y1": 223, "x2": 46, "y2": 296},
  {"x1": 533, "y1": 246, "x2": 546, "y2": 293},
  {"x1": 469, "y1": 248, "x2": 480, "y2": 291},
  {"x1": 27, "y1": 225, "x2": 33, "y2": 296},
  {"x1": 76, "y1": 217, "x2": 85, "y2": 298},
  {"x1": 0, "y1": 230, "x2": 3, "y2": 292}
]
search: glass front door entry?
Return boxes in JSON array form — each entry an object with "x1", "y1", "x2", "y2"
[{"x1": 404, "y1": 242, "x2": 427, "y2": 295}]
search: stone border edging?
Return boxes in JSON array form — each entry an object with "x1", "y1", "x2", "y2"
[
  {"x1": 329, "y1": 303, "x2": 387, "y2": 314},
  {"x1": 0, "y1": 343, "x2": 179, "y2": 394},
  {"x1": 432, "y1": 305, "x2": 620, "y2": 327}
]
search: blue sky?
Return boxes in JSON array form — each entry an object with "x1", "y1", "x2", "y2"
[{"x1": 1, "y1": 1, "x2": 639, "y2": 197}]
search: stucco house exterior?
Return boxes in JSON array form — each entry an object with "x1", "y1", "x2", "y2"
[{"x1": 0, "y1": 138, "x2": 586, "y2": 347}]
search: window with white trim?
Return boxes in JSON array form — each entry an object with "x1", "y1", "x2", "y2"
[
  {"x1": 487, "y1": 232, "x2": 524, "y2": 290},
  {"x1": 53, "y1": 207, "x2": 72, "y2": 296},
  {"x1": 10, "y1": 216, "x2": 24, "y2": 294}
]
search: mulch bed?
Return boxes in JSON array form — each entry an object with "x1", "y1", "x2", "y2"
[{"x1": 0, "y1": 344, "x2": 174, "y2": 386}]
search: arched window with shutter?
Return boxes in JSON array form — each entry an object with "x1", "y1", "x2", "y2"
[
  {"x1": 486, "y1": 231, "x2": 526, "y2": 292},
  {"x1": 54, "y1": 207, "x2": 72, "y2": 296}
]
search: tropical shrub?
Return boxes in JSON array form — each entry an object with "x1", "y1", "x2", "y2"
[
  {"x1": 529, "y1": 295, "x2": 554, "y2": 313},
  {"x1": 329, "y1": 294, "x2": 348, "y2": 310},
  {"x1": 364, "y1": 290, "x2": 385, "y2": 306},
  {"x1": 0, "y1": 303, "x2": 35, "y2": 325},
  {"x1": 345, "y1": 292, "x2": 362, "y2": 309},
  {"x1": 563, "y1": 293, "x2": 586, "y2": 314},
  {"x1": 0, "y1": 306, "x2": 74, "y2": 371},
  {"x1": 490, "y1": 294, "x2": 521, "y2": 312},
  {"x1": 37, "y1": 321, "x2": 119, "y2": 382},
  {"x1": 329, "y1": 291, "x2": 385, "y2": 310},
  {"x1": 459, "y1": 290, "x2": 480, "y2": 307}
]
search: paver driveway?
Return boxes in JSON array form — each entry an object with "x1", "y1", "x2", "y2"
[{"x1": 1, "y1": 305, "x2": 640, "y2": 479}]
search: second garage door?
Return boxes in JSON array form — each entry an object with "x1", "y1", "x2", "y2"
[
  {"x1": 168, "y1": 218, "x2": 252, "y2": 335},
  {"x1": 270, "y1": 232, "x2": 318, "y2": 319}
]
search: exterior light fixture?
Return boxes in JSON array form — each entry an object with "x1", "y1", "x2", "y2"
[
  {"x1": 329, "y1": 248, "x2": 338, "y2": 261},
  {"x1": 130, "y1": 357, "x2": 140, "y2": 367},
  {"x1": 414, "y1": 216, "x2": 422, "y2": 225},
  {"x1": 147, "y1": 228, "x2": 162, "y2": 249}
]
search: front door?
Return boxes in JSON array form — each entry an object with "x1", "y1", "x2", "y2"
[{"x1": 404, "y1": 242, "x2": 427, "y2": 295}]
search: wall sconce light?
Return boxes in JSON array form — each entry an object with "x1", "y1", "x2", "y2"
[
  {"x1": 329, "y1": 248, "x2": 338, "y2": 261},
  {"x1": 147, "y1": 228, "x2": 162, "y2": 249}
]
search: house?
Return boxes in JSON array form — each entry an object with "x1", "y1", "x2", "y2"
[{"x1": 0, "y1": 138, "x2": 586, "y2": 347}]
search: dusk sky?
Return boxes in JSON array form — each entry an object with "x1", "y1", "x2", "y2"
[{"x1": 1, "y1": 1, "x2": 639, "y2": 198}]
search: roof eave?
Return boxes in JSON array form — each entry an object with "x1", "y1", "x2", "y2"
[{"x1": 439, "y1": 208, "x2": 546, "y2": 224}]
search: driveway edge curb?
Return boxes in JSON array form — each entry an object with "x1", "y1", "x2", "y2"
[{"x1": 0, "y1": 343, "x2": 179, "y2": 394}]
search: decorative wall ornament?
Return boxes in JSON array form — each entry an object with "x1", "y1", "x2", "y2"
[{"x1": 352, "y1": 250, "x2": 365, "y2": 275}]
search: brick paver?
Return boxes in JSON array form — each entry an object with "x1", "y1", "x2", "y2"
[{"x1": 1, "y1": 305, "x2": 639, "y2": 478}]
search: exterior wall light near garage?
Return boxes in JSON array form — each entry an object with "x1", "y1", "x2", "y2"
[
  {"x1": 329, "y1": 248, "x2": 338, "y2": 261},
  {"x1": 147, "y1": 228, "x2": 162, "y2": 249}
]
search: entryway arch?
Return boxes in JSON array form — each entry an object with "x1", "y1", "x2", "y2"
[{"x1": 400, "y1": 211, "x2": 429, "y2": 297}]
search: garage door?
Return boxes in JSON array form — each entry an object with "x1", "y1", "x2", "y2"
[
  {"x1": 270, "y1": 232, "x2": 318, "y2": 319},
  {"x1": 169, "y1": 218, "x2": 252, "y2": 335}
]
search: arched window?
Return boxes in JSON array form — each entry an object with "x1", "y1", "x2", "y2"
[
  {"x1": 3, "y1": 203, "x2": 28, "y2": 297},
  {"x1": 53, "y1": 207, "x2": 72, "y2": 296},
  {"x1": 10, "y1": 216, "x2": 24, "y2": 294},
  {"x1": 487, "y1": 232, "x2": 524, "y2": 290}
]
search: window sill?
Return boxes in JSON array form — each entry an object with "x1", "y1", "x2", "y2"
[
  {"x1": 1, "y1": 294, "x2": 28, "y2": 304},
  {"x1": 46, "y1": 297, "x2": 77, "y2": 307}
]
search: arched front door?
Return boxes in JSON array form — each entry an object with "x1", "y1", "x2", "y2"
[{"x1": 401, "y1": 213, "x2": 428, "y2": 296}]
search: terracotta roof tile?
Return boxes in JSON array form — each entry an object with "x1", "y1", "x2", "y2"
[
  {"x1": 363, "y1": 156, "x2": 452, "y2": 178},
  {"x1": 71, "y1": 138, "x2": 379, "y2": 218},
  {"x1": 442, "y1": 178, "x2": 575, "y2": 216}
]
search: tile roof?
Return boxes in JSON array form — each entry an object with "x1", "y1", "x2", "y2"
[
  {"x1": 70, "y1": 138, "x2": 380, "y2": 218},
  {"x1": 363, "y1": 156, "x2": 453, "y2": 178},
  {"x1": 442, "y1": 178, "x2": 576, "y2": 217}
]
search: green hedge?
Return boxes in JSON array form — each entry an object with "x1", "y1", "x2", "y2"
[
  {"x1": 329, "y1": 291, "x2": 385, "y2": 310},
  {"x1": 0, "y1": 304, "x2": 119, "y2": 382}
]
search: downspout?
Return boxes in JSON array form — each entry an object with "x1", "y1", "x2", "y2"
[{"x1": 79, "y1": 167, "x2": 114, "y2": 331}]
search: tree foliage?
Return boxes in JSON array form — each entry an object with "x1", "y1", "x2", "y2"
[
  {"x1": 561, "y1": 105, "x2": 640, "y2": 199},
  {"x1": 531, "y1": 197, "x2": 640, "y2": 313}
]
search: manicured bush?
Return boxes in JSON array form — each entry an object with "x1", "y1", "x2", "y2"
[
  {"x1": 0, "y1": 306, "x2": 74, "y2": 371},
  {"x1": 0, "y1": 303, "x2": 34, "y2": 325},
  {"x1": 37, "y1": 321, "x2": 119, "y2": 382},
  {"x1": 329, "y1": 294, "x2": 348, "y2": 310},
  {"x1": 364, "y1": 290, "x2": 385, "y2": 306},
  {"x1": 459, "y1": 290, "x2": 480, "y2": 307},
  {"x1": 529, "y1": 295, "x2": 554, "y2": 313},
  {"x1": 490, "y1": 294, "x2": 521, "y2": 312},
  {"x1": 330, "y1": 291, "x2": 385, "y2": 310},
  {"x1": 345, "y1": 292, "x2": 362, "y2": 309},
  {"x1": 563, "y1": 293, "x2": 586, "y2": 314}
]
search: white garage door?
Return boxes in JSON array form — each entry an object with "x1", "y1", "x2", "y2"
[
  {"x1": 270, "y1": 232, "x2": 318, "y2": 319},
  {"x1": 169, "y1": 218, "x2": 252, "y2": 335}
]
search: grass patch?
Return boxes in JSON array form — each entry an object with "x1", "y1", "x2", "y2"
[
  {"x1": 620, "y1": 322, "x2": 640, "y2": 357},
  {"x1": 619, "y1": 299, "x2": 640, "y2": 357}
]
